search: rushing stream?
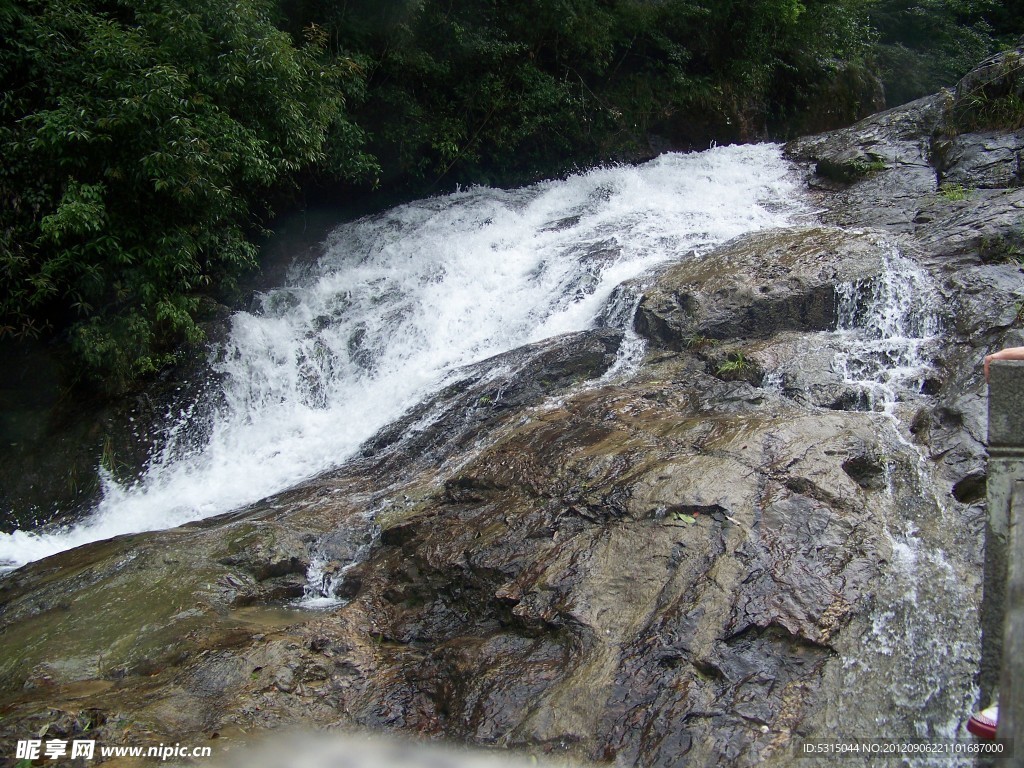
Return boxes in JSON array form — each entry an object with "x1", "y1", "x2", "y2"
[
  {"x1": 0, "y1": 143, "x2": 808, "y2": 569},
  {"x1": 831, "y1": 247, "x2": 978, "y2": 761},
  {"x1": 833, "y1": 245, "x2": 941, "y2": 414}
]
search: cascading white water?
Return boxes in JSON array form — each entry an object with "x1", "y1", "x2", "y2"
[
  {"x1": 0, "y1": 143, "x2": 808, "y2": 569},
  {"x1": 833, "y1": 245, "x2": 941, "y2": 412},
  {"x1": 300, "y1": 550, "x2": 365, "y2": 610},
  {"x1": 832, "y1": 247, "x2": 979, "y2": 758}
]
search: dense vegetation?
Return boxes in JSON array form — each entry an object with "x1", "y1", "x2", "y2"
[
  {"x1": 287, "y1": 0, "x2": 878, "y2": 183},
  {"x1": 0, "y1": 0, "x2": 376, "y2": 389},
  {"x1": 870, "y1": 0, "x2": 1024, "y2": 107},
  {"x1": 1, "y1": 0, "x2": 1022, "y2": 393}
]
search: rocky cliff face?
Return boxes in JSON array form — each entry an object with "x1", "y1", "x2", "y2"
[{"x1": 2, "y1": 53, "x2": 1024, "y2": 767}]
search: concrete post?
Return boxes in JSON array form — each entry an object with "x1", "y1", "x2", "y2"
[
  {"x1": 1000, "y1": 479, "x2": 1024, "y2": 751},
  {"x1": 985, "y1": 360, "x2": 1024, "y2": 751}
]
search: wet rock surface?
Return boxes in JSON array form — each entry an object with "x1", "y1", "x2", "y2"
[
  {"x1": 0, "y1": 334, "x2": 227, "y2": 535},
  {"x1": 3, "y1": 53, "x2": 1024, "y2": 767},
  {"x1": 634, "y1": 227, "x2": 882, "y2": 346}
]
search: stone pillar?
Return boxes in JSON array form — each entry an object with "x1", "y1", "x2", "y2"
[
  {"x1": 985, "y1": 360, "x2": 1024, "y2": 746},
  {"x1": 1000, "y1": 479, "x2": 1024, "y2": 752}
]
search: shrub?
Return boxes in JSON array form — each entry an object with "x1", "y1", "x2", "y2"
[
  {"x1": 938, "y1": 182, "x2": 971, "y2": 201},
  {"x1": 0, "y1": 0, "x2": 376, "y2": 390},
  {"x1": 869, "y1": 0, "x2": 999, "y2": 107}
]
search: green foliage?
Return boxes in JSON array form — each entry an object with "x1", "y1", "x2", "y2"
[
  {"x1": 714, "y1": 349, "x2": 765, "y2": 384},
  {"x1": 941, "y1": 51, "x2": 1024, "y2": 134},
  {"x1": 938, "y1": 182, "x2": 970, "y2": 201},
  {"x1": 684, "y1": 334, "x2": 718, "y2": 350},
  {"x1": 717, "y1": 351, "x2": 752, "y2": 375},
  {"x1": 988, "y1": 2, "x2": 1024, "y2": 46},
  {"x1": 359, "y1": 0, "x2": 620, "y2": 183},
  {"x1": 956, "y1": 91, "x2": 1024, "y2": 131},
  {"x1": 289, "y1": 0, "x2": 879, "y2": 184},
  {"x1": 980, "y1": 226, "x2": 1024, "y2": 265},
  {"x1": 1, "y1": 0, "x2": 376, "y2": 391},
  {"x1": 861, "y1": 159, "x2": 889, "y2": 174},
  {"x1": 816, "y1": 155, "x2": 888, "y2": 183},
  {"x1": 869, "y1": 0, "x2": 1008, "y2": 107}
]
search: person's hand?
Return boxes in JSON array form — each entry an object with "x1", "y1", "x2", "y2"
[{"x1": 985, "y1": 346, "x2": 1024, "y2": 381}]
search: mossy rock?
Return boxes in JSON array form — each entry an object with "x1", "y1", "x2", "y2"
[
  {"x1": 942, "y1": 49, "x2": 1024, "y2": 134},
  {"x1": 815, "y1": 151, "x2": 888, "y2": 184},
  {"x1": 709, "y1": 350, "x2": 765, "y2": 385}
]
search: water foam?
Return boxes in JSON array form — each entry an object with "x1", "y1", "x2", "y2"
[
  {"x1": 832, "y1": 245, "x2": 978, "y2": 755},
  {"x1": 1, "y1": 144, "x2": 807, "y2": 569},
  {"x1": 833, "y1": 244, "x2": 941, "y2": 413}
]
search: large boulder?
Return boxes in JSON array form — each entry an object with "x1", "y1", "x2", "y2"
[{"x1": 634, "y1": 227, "x2": 883, "y2": 346}]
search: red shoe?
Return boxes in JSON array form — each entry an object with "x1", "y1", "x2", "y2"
[{"x1": 967, "y1": 705, "x2": 998, "y2": 740}]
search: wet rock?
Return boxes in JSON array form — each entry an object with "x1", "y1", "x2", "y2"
[
  {"x1": 218, "y1": 527, "x2": 310, "y2": 582},
  {"x1": 0, "y1": 331, "x2": 903, "y2": 767},
  {"x1": 815, "y1": 148, "x2": 889, "y2": 185},
  {"x1": 634, "y1": 227, "x2": 883, "y2": 348},
  {"x1": 360, "y1": 328, "x2": 622, "y2": 469},
  {"x1": 787, "y1": 94, "x2": 942, "y2": 166},
  {"x1": 952, "y1": 471, "x2": 988, "y2": 504},
  {"x1": 786, "y1": 95, "x2": 942, "y2": 234},
  {"x1": 842, "y1": 454, "x2": 888, "y2": 490},
  {"x1": 936, "y1": 131, "x2": 1024, "y2": 189}
]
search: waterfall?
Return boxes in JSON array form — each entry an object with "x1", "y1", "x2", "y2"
[
  {"x1": 832, "y1": 246, "x2": 979, "y2": 759},
  {"x1": 832, "y1": 245, "x2": 941, "y2": 413},
  {"x1": 0, "y1": 143, "x2": 808, "y2": 569}
]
